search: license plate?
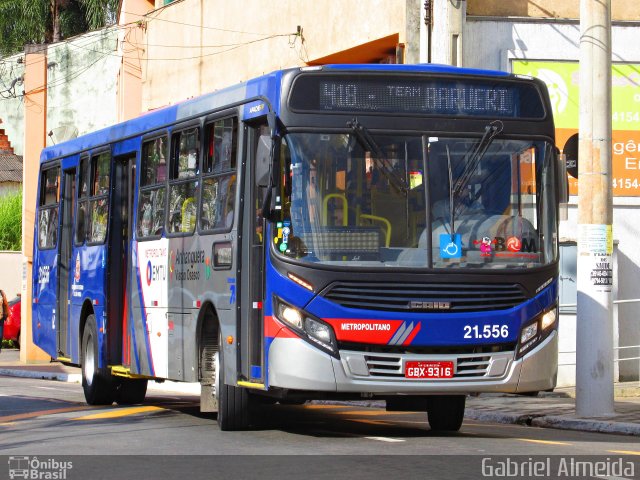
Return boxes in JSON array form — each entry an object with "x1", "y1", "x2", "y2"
[{"x1": 405, "y1": 361, "x2": 454, "y2": 379}]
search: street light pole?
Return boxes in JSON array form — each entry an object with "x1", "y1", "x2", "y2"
[{"x1": 576, "y1": 0, "x2": 614, "y2": 417}]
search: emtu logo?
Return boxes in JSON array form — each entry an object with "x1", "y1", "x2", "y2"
[{"x1": 146, "y1": 260, "x2": 152, "y2": 286}]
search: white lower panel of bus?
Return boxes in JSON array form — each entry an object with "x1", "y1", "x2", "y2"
[
  {"x1": 267, "y1": 332, "x2": 557, "y2": 394},
  {"x1": 145, "y1": 309, "x2": 169, "y2": 379}
]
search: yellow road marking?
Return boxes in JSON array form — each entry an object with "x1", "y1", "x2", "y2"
[
  {"x1": 0, "y1": 406, "x2": 95, "y2": 423},
  {"x1": 392, "y1": 420, "x2": 430, "y2": 425},
  {"x1": 347, "y1": 418, "x2": 393, "y2": 426},
  {"x1": 607, "y1": 450, "x2": 640, "y2": 456},
  {"x1": 72, "y1": 406, "x2": 164, "y2": 420},
  {"x1": 334, "y1": 410, "x2": 415, "y2": 416},
  {"x1": 517, "y1": 438, "x2": 571, "y2": 446}
]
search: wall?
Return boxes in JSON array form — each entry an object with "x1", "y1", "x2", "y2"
[
  {"x1": 0, "y1": 251, "x2": 22, "y2": 299},
  {"x1": 467, "y1": 0, "x2": 640, "y2": 20},
  {"x1": 463, "y1": 17, "x2": 640, "y2": 381},
  {"x1": 46, "y1": 28, "x2": 121, "y2": 146},
  {"x1": 141, "y1": 0, "x2": 409, "y2": 110},
  {"x1": 0, "y1": 183, "x2": 20, "y2": 196},
  {"x1": 0, "y1": 54, "x2": 26, "y2": 156},
  {"x1": 0, "y1": 29, "x2": 121, "y2": 155}
]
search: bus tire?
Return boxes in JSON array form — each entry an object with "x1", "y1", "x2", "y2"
[
  {"x1": 116, "y1": 378, "x2": 148, "y2": 405},
  {"x1": 427, "y1": 395, "x2": 465, "y2": 432},
  {"x1": 215, "y1": 331, "x2": 253, "y2": 431},
  {"x1": 81, "y1": 315, "x2": 115, "y2": 405}
]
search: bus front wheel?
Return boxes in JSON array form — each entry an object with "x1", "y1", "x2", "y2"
[
  {"x1": 214, "y1": 331, "x2": 253, "y2": 431},
  {"x1": 427, "y1": 395, "x2": 465, "y2": 432},
  {"x1": 81, "y1": 315, "x2": 115, "y2": 405}
]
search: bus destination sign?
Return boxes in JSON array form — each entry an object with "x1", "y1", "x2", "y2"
[{"x1": 289, "y1": 75, "x2": 545, "y2": 119}]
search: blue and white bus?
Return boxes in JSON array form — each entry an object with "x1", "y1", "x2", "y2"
[{"x1": 32, "y1": 64, "x2": 565, "y2": 431}]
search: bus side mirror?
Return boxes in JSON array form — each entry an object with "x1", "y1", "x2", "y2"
[
  {"x1": 558, "y1": 151, "x2": 569, "y2": 221},
  {"x1": 257, "y1": 132, "x2": 280, "y2": 222},
  {"x1": 255, "y1": 135, "x2": 271, "y2": 188}
]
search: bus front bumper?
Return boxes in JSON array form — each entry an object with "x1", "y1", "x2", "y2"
[{"x1": 267, "y1": 331, "x2": 557, "y2": 394}]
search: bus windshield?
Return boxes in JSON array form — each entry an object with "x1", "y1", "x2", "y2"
[{"x1": 274, "y1": 132, "x2": 557, "y2": 269}]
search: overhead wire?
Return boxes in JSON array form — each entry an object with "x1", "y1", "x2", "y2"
[{"x1": 0, "y1": 7, "x2": 302, "y2": 101}]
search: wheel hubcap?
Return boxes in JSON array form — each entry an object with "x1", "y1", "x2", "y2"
[
  {"x1": 84, "y1": 334, "x2": 95, "y2": 386},
  {"x1": 213, "y1": 347, "x2": 220, "y2": 400}
]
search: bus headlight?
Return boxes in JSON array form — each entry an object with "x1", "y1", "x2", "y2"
[
  {"x1": 516, "y1": 306, "x2": 558, "y2": 360},
  {"x1": 277, "y1": 303, "x2": 303, "y2": 329},
  {"x1": 520, "y1": 323, "x2": 538, "y2": 344},
  {"x1": 541, "y1": 309, "x2": 557, "y2": 330},
  {"x1": 273, "y1": 296, "x2": 338, "y2": 357}
]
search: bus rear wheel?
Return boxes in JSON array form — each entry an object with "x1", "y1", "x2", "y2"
[
  {"x1": 214, "y1": 331, "x2": 253, "y2": 431},
  {"x1": 116, "y1": 378, "x2": 148, "y2": 405},
  {"x1": 427, "y1": 395, "x2": 466, "y2": 432},
  {"x1": 81, "y1": 315, "x2": 115, "y2": 405}
]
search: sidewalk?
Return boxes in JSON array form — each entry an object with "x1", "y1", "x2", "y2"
[
  {"x1": 0, "y1": 349, "x2": 200, "y2": 394},
  {"x1": 1, "y1": 348, "x2": 638, "y2": 435},
  {"x1": 465, "y1": 388, "x2": 640, "y2": 436}
]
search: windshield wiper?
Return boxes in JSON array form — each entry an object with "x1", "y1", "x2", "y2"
[
  {"x1": 451, "y1": 120, "x2": 503, "y2": 217},
  {"x1": 445, "y1": 144, "x2": 455, "y2": 241},
  {"x1": 347, "y1": 118, "x2": 408, "y2": 194}
]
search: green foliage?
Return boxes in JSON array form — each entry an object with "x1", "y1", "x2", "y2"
[
  {"x1": 0, "y1": 0, "x2": 118, "y2": 57},
  {"x1": 2, "y1": 339, "x2": 18, "y2": 349},
  {"x1": 0, "y1": 190, "x2": 22, "y2": 251},
  {"x1": 0, "y1": 0, "x2": 48, "y2": 56}
]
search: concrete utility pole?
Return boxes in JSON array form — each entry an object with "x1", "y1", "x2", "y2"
[
  {"x1": 576, "y1": 0, "x2": 614, "y2": 417},
  {"x1": 21, "y1": 45, "x2": 50, "y2": 363},
  {"x1": 429, "y1": 0, "x2": 464, "y2": 66}
]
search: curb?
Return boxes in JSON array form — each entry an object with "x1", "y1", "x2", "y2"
[
  {"x1": 465, "y1": 408, "x2": 530, "y2": 426},
  {"x1": 531, "y1": 415, "x2": 640, "y2": 436},
  {"x1": 0, "y1": 366, "x2": 200, "y2": 394},
  {"x1": 465, "y1": 409, "x2": 640, "y2": 437},
  {"x1": 0, "y1": 367, "x2": 81, "y2": 383}
]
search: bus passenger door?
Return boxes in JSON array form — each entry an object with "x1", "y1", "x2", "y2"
[
  {"x1": 57, "y1": 169, "x2": 76, "y2": 357},
  {"x1": 239, "y1": 123, "x2": 269, "y2": 384},
  {"x1": 107, "y1": 155, "x2": 136, "y2": 366}
]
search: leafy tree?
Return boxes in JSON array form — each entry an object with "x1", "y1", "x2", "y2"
[
  {"x1": 0, "y1": 190, "x2": 22, "y2": 251},
  {"x1": 0, "y1": 0, "x2": 118, "y2": 57}
]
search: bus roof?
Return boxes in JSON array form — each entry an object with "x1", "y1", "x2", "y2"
[
  {"x1": 39, "y1": 63, "x2": 516, "y2": 163},
  {"x1": 321, "y1": 63, "x2": 510, "y2": 77}
]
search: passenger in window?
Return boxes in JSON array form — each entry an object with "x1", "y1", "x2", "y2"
[
  {"x1": 221, "y1": 130, "x2": 232, "y2": 170},
  {"x1": 154, "y1": 138, "x2": 167, "y2": 183},
  {"x1": 91, "y1": 199, "x2": 107, "y2": 242},
  {"x1": 39, "y1": 211, "x2": 49, "y2": 247},
  {"x1": 47, "y1": 208, "x2": 58, "y2": 247},
  {"x1": 76, "y1": 204, "x2": 87, "y2": 243},
  {"x1": 182, "y1": 197, "x2": 196, "y2": 233},
  {"x1": 224, "y1": 177, "x2": 236, "y2": 228}
]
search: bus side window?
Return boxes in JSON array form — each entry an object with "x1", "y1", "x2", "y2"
[
  {"x1": 75, "y1": 156, "x2": 89, "y2": 245},
  {"x1": 200, "y1": 117, "x2": 237, "y2": 231},
  {"x1": 87, "y1": 152, "x2": 110, "y2": 244},
  {"x1": 168, "y1": 127, "x2": 199, "y2": 234},
  {"x1": 138, "y1": 136, "x2": 168, "y2": 239},
  {"x1": 38, "y1": 166, "x2": 60, "y2": 249}
]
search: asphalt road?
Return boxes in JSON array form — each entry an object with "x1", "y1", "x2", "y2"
[{"x1": 1, "y1": 376, "x2": 639, "y2": 479}]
